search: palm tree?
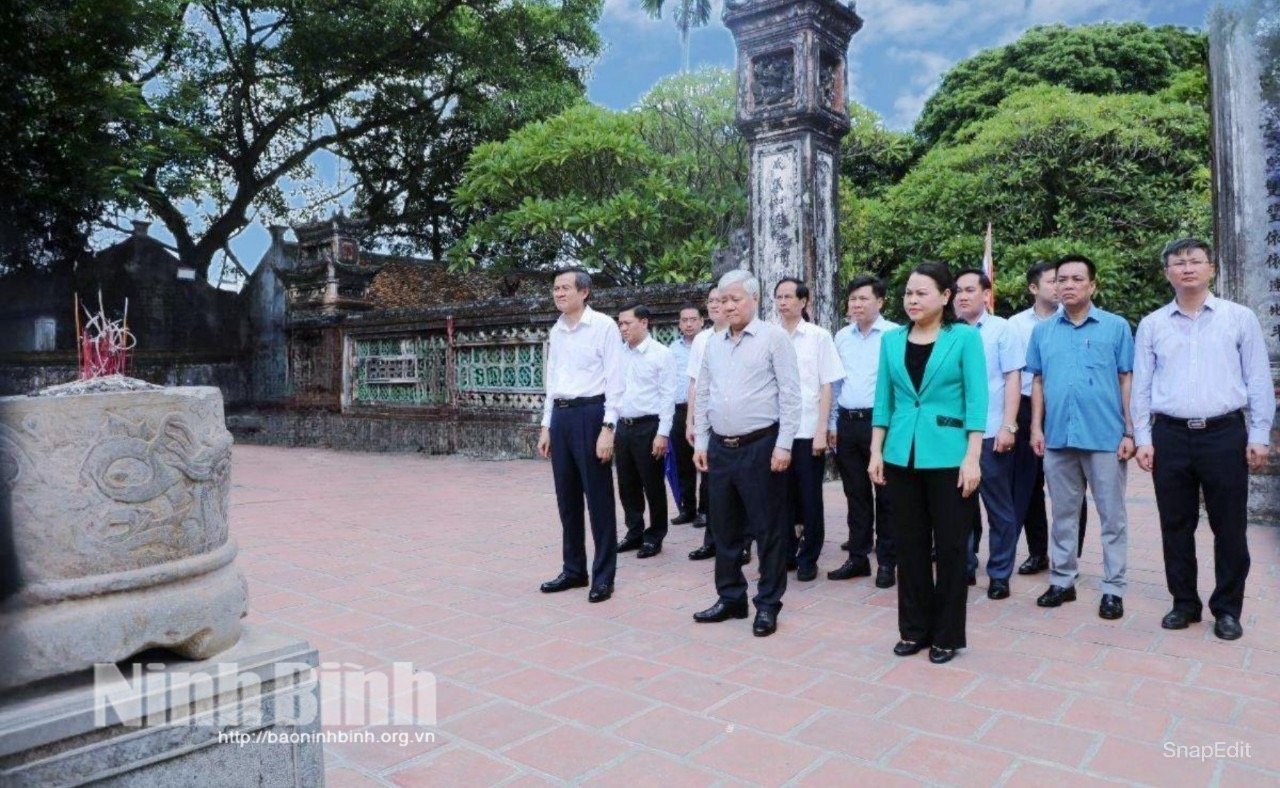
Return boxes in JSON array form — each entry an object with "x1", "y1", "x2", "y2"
[{"x1": 640, "y1": 0, "x2": 713, "y2": 73}]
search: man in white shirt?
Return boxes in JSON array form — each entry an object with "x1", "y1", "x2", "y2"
[
  {"x1": 773, "y1": 278, "x2": 844, "y2": 582},
  {"x1": 614, "y1": 305, "x2": 677, "y2": 558},
  {"x1": 537, "y1": 268, "x2": 623, "y2": 603},
  {"x1": 828, "y1": 275, "x2": 899, "y2": 586},
  {"x1": 955, "y1": 268, "x2": 1025, "y2": 600}
]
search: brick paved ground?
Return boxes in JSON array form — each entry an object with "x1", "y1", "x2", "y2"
[{"x1": 230, "y1": 445, "x2": 1280, "y2": 787}]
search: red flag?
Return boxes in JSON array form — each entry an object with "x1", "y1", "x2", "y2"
[{"x1": 981, "y1": 223, "x2": 996, "y2": 312}]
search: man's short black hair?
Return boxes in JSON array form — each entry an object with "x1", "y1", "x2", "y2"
[
  {"x1": 1160, "y1": 237, "x2": 1214, "y2": 267},
  {"x1": 1053, "y1": 254, "x2": 1097, "y2": 281},
  {"x1": 954, "y1": 267, "x2": 992, "y2": 290},
  {"x1": 846, "y1": 274, "x2": 886, "y2": 299},
  {"x1": 774, "y1": 276, "x2": 810, "y2": 300},
  {"x1": 678, "y1": 302, "x2": 703, "y2": 317},
  {"x1": 625, "y1": 304, "x2": 652, "y2": 322},
  {"x1": 553, "y1": 267, "x2": 592, "y2": 292},
  {"x1": 1025, "y1": 260, "x2": 1054, "y2": 287}
]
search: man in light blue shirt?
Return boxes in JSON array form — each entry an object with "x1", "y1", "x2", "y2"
[
  {"x1": 668, "y1": 303, "x2": 704, "y2": 525},
  {"x1": 827, "y1": 275, "x2": 898, "y2": 587},
  {"x1": 954, "y1": 269, "x2": 1024, "y2": 600},
  {"x1": 1130, "y1": 238, "x2": 1274, "y2": 641},
  {"x1": 1027, "y1": 254, "x2": 1135, "y2": 621}
]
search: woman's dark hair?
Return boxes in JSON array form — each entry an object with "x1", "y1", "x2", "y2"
[
  {"x1": 775, "y1": 276, "x2": 812, "y2": 322},
  {"x1": 906, "y1": 260, "x2": 958, "y2": 325}
]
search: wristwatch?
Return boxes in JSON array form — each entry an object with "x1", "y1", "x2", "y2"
[
  {"x1": 602, "y1": 422, "x2": 615, "y2": 432},
  {"x1": 1001, "y1": 423, "x2": 1018, "y2": 435}
]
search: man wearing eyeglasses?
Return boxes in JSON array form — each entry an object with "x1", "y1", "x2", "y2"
[{"x1": 1130, "y1": 238, "x2": 1274, "y2": 641}]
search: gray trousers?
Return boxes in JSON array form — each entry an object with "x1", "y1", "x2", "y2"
[{"x1": 1043, "y1": 448, "x2": 1128, "y2": 596}]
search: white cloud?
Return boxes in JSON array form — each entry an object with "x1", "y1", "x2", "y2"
[{"x1": 885, "y1": 47, "x2": 953, "y2": 128}]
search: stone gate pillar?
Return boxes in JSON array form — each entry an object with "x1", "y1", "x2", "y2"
[
  {"x1": 724, "y1": 0, "x2": 863, "y2": 329},
  {"x1": 1209, "y1": 0, "x2": 1280, "y2": 525}
]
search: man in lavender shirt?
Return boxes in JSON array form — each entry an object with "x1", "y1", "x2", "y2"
[{"x1": 1131, "y1": 238, "x2": 1274, "y2": 641}]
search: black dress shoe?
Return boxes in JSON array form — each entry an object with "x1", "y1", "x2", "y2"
[
  {"x1": 987, "y1": 578, "x2": 1010, "y2": 600},
  {"x1": 617, "y1": 536, "x2": 642, "y2": 553},
  {"x1": 827, "y1": 558, "x2": 872, "y2": 581},
  {"x1": 786, "y1": 557, "x2": 798, "y2": 572},
  {"x1": 893, "y1": 639, "x2": 929, "y2": 656},
  {"x1": 670, "y1": 512, "x2": 696, "y2": 525},
  {"x1": 636, "y1": 543, "x2": 662, "y2": 559},
  {"x1": 1214, "y1": 614, "x2": 1243, "y2": 641},
  {"x1": 1036, "y1": 585, "x2": 1077, "y2": 607},
  {"x1": 1017, "y1": 555, "x2": 1050, "y2": 575},
  {"x1": 929, "y1": 646, "x2": 957, "y2": 664},
  {"x1": 1098, "y1": 594, "x2": 1124, "y2": 620},
  {"x1": 752, "y1": 609, "x2": 778, "y2": 637},
  {"x1": 688, "y1": 544, "x2": 716, "y2": 561},
  {"x1": 796, "y1": 565, "x2": 817, "y2": 582},
  {"x1": 1161, "y1": 609, "x2": 1202, "y2": 630},
  {"x1": 588, "y1": 584, "x2": 613, "y2": 603},
  {"x1": 739, "y1": 548, "x2": 751, "y2": 565},
  {"x1": 693, "y1": 599, "x2": 749, "y2": 623},
  {"x1": 693, "y1": 514, "x2": 707, "y2": 528},
  {"x1": 540, "y1": 572, "x2": 589, "y2": 593},
  {"x1": 875, "y1": 565, "x2": 896, "y2": 588},
  {"x1": 966, "y1": 571, "x2": 977, "y2": 587}
]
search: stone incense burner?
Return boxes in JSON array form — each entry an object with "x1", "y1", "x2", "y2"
[{"x1": 0, "y1": 378, "x2": 247, "y2": 691}]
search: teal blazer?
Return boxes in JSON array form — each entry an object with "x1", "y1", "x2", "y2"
[{"x1": 872, "y1": 323, "x2": 988, "y2": 469}]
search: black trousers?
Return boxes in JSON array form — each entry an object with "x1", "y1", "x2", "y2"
[
  {"x1": 550, "y1": 402, "x2": 617, "y2": 586},
  {"x1": 787, "y1": 439, "x2": 826, "y2": 571},
  {"x1": 835, "y1": 413, "x2": 895, "y2": 566},
  {"x1": 1014, "y1": 396, "x2": 1086, "y2": 559},
  {"x1": 616, "y1": 418, "x2": 668, "y2": 547},
  {"x1": 1153, "y1": 415, "x2": 1250, "y2": 619},
  {"x1": 671, "y1": 405, "x2": 698, "y2": 517},
  {"x1": 708, "y1": 428, "x2": 788, "y2": 613},
  {"x1": 888, "y1": 463, "x2": 978, "y2": 649}
]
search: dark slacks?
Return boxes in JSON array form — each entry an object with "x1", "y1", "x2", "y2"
[
  {"x1": 835, "y1": 413, "x2": 895, "y2": 566},
  {"x1": 550, "y1": 402, "x2": 617, "y2": 586},
  {"x1": 616, "y1": 418, "x2": 668, "y2": 547},
  {"x1": 786, "y1": 439, "x2": 826, "y2": 571},
  {"x1": 671, "y1": 405, "x2": 698, "y2": 517},
  {"x1": 1152, "y1": 415, "x2": 1251, "y2": 619},
  {"x1": 970, "y1": 438, "x2": 1019, "y2": 580},
  {"x1": 888, "y1": 463, "x2": 977, "y2": 649},
  {"x1": 708, "y1": 429, "x2": 788, "y2": 613},
  {"x1": 1014, "y1": 396, "x2": 1086, "y2": 559}
]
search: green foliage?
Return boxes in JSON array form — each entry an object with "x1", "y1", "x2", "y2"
[
  {"x1": 841, "y1": 103, "x2": 922, "y2": 196},
  {"x1": 450, "y1": 103, "x2": 725, "y2": 284},
  {"x1": 843, "y1": 85, "x2": 1212, "y2": 324},
  {"x1": 916, "y1": 23, "x2": 1206, "y2": 146},
  {"x1": 0, "y1": 0, "x2": 170, "y2": 273},
  {"x1": 115, "y1": 0, "x2": 600, "y2": 278}
]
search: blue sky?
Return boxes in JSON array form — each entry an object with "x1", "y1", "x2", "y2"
[{"x1": 589, "y1": 0, "x2": 1214, "y2": 127}]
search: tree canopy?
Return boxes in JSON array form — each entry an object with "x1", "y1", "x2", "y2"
[
  {"x1": 844, "y1": 84, "x2": 1212, "y2": 322},
  {"x1": 110, "y1": 0, "x2": 600, "y2": 280},
  {"x1": 915, "y1": 22, "x2": 1206, "y2": 146}
]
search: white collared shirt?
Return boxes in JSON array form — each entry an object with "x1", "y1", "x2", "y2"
[
  {"x1": 780, "y1": 320, "x2": 845, "y2": 439},
  {"x1": 540, "y1": 306, "x2": 623, "y2": 428},
  {"x1": 830, "y1": 316, "x2": 898, "y2": 427},
  {"x1": 1008, "y1": 306, "x2": 1057, "y2": 397},
  {"x1": 618, "y1": 335, "x2": 677, "y2": 437},
  {"x1": 694, "y1": 318, "x2": 801, "y2": 451},
  {"x1": 1131, "y1": 294, "x2": 1275, "y2": 445},
  {"x1": 971, "y1": 310, "x2": 1026, "y2": 438}
]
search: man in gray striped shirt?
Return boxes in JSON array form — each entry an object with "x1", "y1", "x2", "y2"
[{"x1": 691, "y1": 270, "x2": 801, "y2": 637}]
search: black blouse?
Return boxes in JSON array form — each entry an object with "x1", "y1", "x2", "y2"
[{"x1": 905, "y1": 340, "x2": 934, "y2": 392}]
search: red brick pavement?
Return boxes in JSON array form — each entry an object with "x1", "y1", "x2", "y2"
[{"x1": 230, "y1": 445, "x2": 1280, "y2": 786}]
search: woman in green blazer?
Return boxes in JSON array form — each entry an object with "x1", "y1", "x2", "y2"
[{"x1": 868, "y1": 261, "x2": 987, "y2": 664}]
